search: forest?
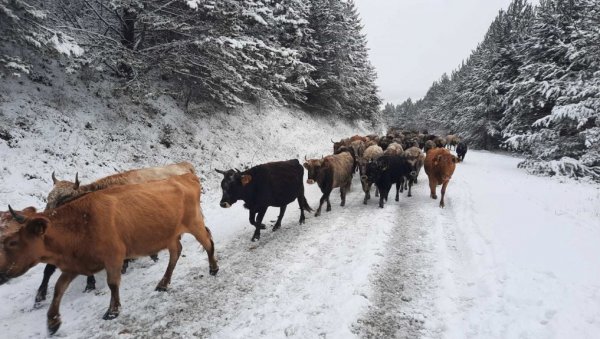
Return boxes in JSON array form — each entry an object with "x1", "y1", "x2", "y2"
[
  {"x1": 384, "y1": 0, "x2": 600, "y2": 181},
  {"x1": 0, "y1": 0, "x2": 381, "y2": 121}
]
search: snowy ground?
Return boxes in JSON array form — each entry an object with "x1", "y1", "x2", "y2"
[
  {"x1": 1, "y1": 149, "x2": 599, "y2": 338},
  {"x1": 1, "y1": 76, "x2": 600, "y2": 339}
]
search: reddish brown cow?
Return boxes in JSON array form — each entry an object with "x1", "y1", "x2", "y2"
[
  {"x1": 424, "y1": 148, "x2": 459, "y2": 208},
  {"x1": 0, "y1": 173, "x2": 218, "y2": 334}
]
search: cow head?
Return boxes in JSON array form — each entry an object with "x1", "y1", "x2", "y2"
[
  {"x1": 46, "y1": 172, "x2": 80, "y2": 210},
  {"x1": 404, "y1": 157, "x2": 419, "y2": 182},
  {"x1": 303, "y1": 158, "x2": 324, "y2": 185},
  {"x1": 0, "y1": 206, "x2": 46, "y2": 285},
  {"x1": 215, "y1": 169, "x2": 252, "y2": 208},
  {"x1": 365, "y1": 158, "x2": 387, "y2": 184}
]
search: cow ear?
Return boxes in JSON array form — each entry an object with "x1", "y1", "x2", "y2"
[
  {"x1": 241, "y1": 175, "x2": 252, "y2": 186},
  {"x1": 25, "y1": 216, "x2": 49, "y2": 237},
  {"x1": 303, "y1": 163, "x2": 309, "y2": 169}
]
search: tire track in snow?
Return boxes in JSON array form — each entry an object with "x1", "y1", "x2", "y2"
[
  {"x1": 75, "y1": 177, "x2": 399, "y2": 339},
  {"x1": 352, "y1": 176, "x2": 444, "y2": 339}
]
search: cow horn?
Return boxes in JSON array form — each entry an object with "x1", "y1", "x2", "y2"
[
  {"x1": 73, "y1": 172, "x2": 80, "y2": 190},
  {"x1": 331, "y1": 139, "x2": 335, "y2": 143},
  {"x1": 215, "y1": 169, "x2": 227, "y2": 175},
  {"x1": 8, "y1": 205, "x2": 26, "y2": 224},
  {"x1": 235, "y1": 169, "x2": 241, "y2": 173},
  {"x1": 304, "y1": 155, "x2": 307, "y2": 161},
  {"x1": 51, "y1": 171, "x2": 58, "y2": 184}
]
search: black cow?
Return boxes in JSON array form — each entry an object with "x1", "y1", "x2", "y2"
[
  {"x1": 456, "y1": 142, "x2": 468, "y2": 162},
  {"x1": 216, "y1": 159, "x2": 312, "y2": 242},
  {"x1": 366, "y1": 155, "x2": 418, "y2": 208}
]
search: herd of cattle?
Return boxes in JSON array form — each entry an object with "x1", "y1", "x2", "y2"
[{"x1": 0, "y1": 128, "x2": 467, "y2": 334}]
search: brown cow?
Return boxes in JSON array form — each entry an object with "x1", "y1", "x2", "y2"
[
  {"x1": 304, "y1": 151, "x2": 354, "y2": 216},
  {"x1": 332, "y1": 138, "x2": 350, "y2": 154},
  {"x1": 424, "y1": 148, "x2": 459, "y2": 208},
  {"x1": 0, "y1": 173, "x2": 218, "y2": 334},
  {"x1": 36, "y1": 161, "x2": 195, "y2": 304}
]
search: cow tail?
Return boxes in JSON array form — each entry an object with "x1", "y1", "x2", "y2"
[{"x1": 300, "y1": 194, "x2": 313, "y2": 213}]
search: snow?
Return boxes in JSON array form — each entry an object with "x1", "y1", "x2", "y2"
[{"x1": 1, "y1": 78, "x2": 600, "y2": 338}]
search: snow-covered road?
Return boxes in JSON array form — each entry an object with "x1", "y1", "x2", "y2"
[{"x1": 1, "y1": 150, "x2": 599, "y2": 338}]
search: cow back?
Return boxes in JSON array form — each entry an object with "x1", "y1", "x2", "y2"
[
  {"x1": 47, "y1": 173, "x2": 202, "y2": 259},
  {"x1": 243, "y1": 159, "x2": 304, "y2": 208},
  {"x1": 322, "y1": 152, "x2": 353, "y2": 188},
  {"x1": 424, "y1": 148, "x2": 457, "y2": 183}
]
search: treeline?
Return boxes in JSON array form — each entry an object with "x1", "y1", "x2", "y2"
[
  {"x1": 0, "y1": 0, "x2": 380, "y2": 120},
  {"x1": 384, "y1": 0, "x2": 600, "y2": 180}
]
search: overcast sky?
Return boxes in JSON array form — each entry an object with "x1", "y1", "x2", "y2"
[{"x1": 354, "y1": 0, "x2": 518, "y2": 105}]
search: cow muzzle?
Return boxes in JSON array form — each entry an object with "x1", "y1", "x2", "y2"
[
  {"x1": 306, "y1": 179, "x2": 315, "y2": 185},
  {"x1": 220, "y1": 202, "x2": 231, "y2": 208}
]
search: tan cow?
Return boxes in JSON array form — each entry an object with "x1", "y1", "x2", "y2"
[
  {"x1": 46, "y1": 161, "x2": 195, "y2": 209},
  {"x1": 0, "y1": 173, "x2": 217, "y2": 334},
  {"x1": 304, "y1": 151, "x2": 354, "y2": 216}
]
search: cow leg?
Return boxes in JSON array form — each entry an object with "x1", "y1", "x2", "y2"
[
  {"x1": 364, "y1": 183, "x2": 372, "y2": 205},
  {"x1": 248, "y1": 209, "x2": 266, "y2": 230},
  {"x1": 47, "y1": 272, "x2": 78, "y2": 334},
  {"x1": 150, "y1": 254, "x2": 159, "y2": 262},
  {"x1": 399, "y1": 177, "x2": 404, "y2": 193},
  {"x1": 252, "y1": 207, "x2": 268, "y2": 241},
  {"x1": 375, "y1": 186, "x2": 379, "y2": 197},
  {"x1": 340, "y1": 186, "x2": 346, "y2": 207},
  {"x1": 35, "y1": 264, "x2": 57, "y2": 305},
  {"x1": 298, "y1": 199, "x2": 306, "y2": 225},
  {"x1": 429, "y1": 177, "x2": 438, "y2": 199},
  {"x1": 395, "y1": 181, "x2": 401, "y2": 201},
  {"x1": 440, "y1": 180, "x2": 449, "y2": 208},
  {"x1": 326, "y1": 196, "x2": 332, "y2": 211},
  {"x1": 156, "y1": 239, "x2": 182, "y2": 291},
  {"x1": 103, "y1": 262, "x2": 122, "y2": 320},
  {"x1": 273, "y1": 205, "x2": 287, "y2": 231},
  {"x1": 378, "y1": 188, "x2": 387, "y2": 208},
  {"x1": 85, "y1": 275, "x2": 96, "y2": 292},
  {"x1": 407, "y1": 179, "x2": 413, "y2": 197},
  {"x1": 191, "y1": 225, "x2": 219, "y2": 275},
  {"x1": 121, "y1": 260, "x2": 129, "y2": 274},
  {"x1": 315, "y1": 194, "x2": 326, "y2": 217}
]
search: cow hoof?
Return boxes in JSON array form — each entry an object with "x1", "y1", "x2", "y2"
[
  {"x1": 47, "y1": 315, "x2": 61, "y2": 335},
  {"x1": 103, "y1": 310, "x2": 120, "y2": 320},
  {"x1": 150, "y1": 254, "x2": 159, "y2": 262},
  {"x1": 272, "y1": 225, "x2": 281, "y2": 231},
  {"x1": 209, "y1": 267, "x2": 219, "y2": 276},
  {"x1": 326, "y1": 207, "x2": 331, "y2": 212},
  {"x1": 84, "y1": 284, "x2": 96, "y2": 293},
  {"x1": 155, "y1": 285, "x2": 168, "y2": 292},
  {"x1": 315, "y1": 212, "x2": 321, "y2": 217},
  {"x1": 35, "y1": 292, "x2": 46, "y2": 304},
  {"x1": 408, "y1": 193, "x2": 412, "y2": 197},
  {"x1": 395, "y1": 197, "x2": 399, "y2": 202},
  {"x1": 431, "y1": 194, "x2": 437, "y2": 200},
  {"x1": 439, "y1": 203, "x2": 445, "y2": 208},
  {"x1": 260, "y1": 224, "x2": 267, "y2": 230},
  {"x1": 363, "y1": 200, "x2": 367, "y2": 205},
  {"x1": 251, "y1": 236, "x2": 260, "y2": 242}
]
